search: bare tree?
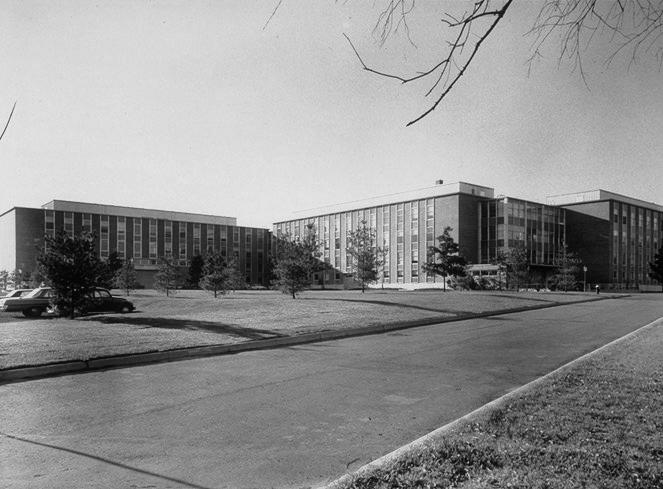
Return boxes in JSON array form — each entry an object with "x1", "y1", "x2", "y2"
[{"x1": 346, "y1": 0, "x2": 663, "y2": 125}]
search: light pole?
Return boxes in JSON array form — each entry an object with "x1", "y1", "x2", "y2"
[{"x1": 583, "y1": 266, "x2": 588, "y2": 292}]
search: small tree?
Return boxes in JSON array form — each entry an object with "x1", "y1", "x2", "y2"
[
  {"x1": 37, "y1": 230, "x2": 105, "y2": 318},
  {"x1": 97, "y1": 251, "x2": 123, "y2": 289},
  {"x1": 422, "y1": 226, "x2": 467, "y2": 291},
  {"x1": 551, "y1": 244, "x2": 582, "y2": 292},
  {"x1": 346, "y1": 220, "x2": 385, "y2": 293},
  {"x1": 272, "y1": 233, "x2": 316, "y2": 299},
  {"x1": 115, "y1": 259, "x2": 139, "y2": 296},
  {"x1": 28, "y1": 269, "x2": 46, "y2": 288},
  {"x1": 187, "y1": 254, "x2": 205, "y2": 289},
  {"x1": 199, "y1": 251, "x2": 229, "y2": 298},
  {"x1": 649, "y1": 245, "x2": 663, "y2": 292},
  {"x1": 0, "y1": 270, "x2": 9, "y2": 290},
  {"x1": 225, "y1": 256, "x2": 246, "y2": 292},
  {"x1": 493, "y1": 245, "x2": 530, "y2": 291},
  {"x1": 153, "y1": 256, "x2": 181, "y2": 297}
]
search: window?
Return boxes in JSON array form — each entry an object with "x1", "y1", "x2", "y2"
[
  {"x1": 149, "y1": 219, "x2": 157, "y2": 259},
  {"x1": 193, "y1": 223, "x2": 201, "y2": 256},
  {"x1": 134, "y1": 219, "x2": 142, "y2": 258},
  {"x1": 64, "y1": 212, "x2": 74, "y2": 237},
  {"x1": 117, "y1": 216, "x2": 126, "y2": 259},
  {"x1": 45, "y1": 210, "x2": 55, "y2": 238},
  {"x1": 82, "y1": 214, "x2": 92, "y2": 233},
  {"x1": 207, "y1": 225, "x2": 214, "y2": 253},
  {"x1": 164, "y1": 221, "x2": 173, "y2": 257},
  {"x1": 100, "y1": 215, "x2": 109, "y2": 258},
  {"x1": 179, "y1": 222, "x2": 187, "y2": 259}
]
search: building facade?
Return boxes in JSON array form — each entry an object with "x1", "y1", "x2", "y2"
[
  {"x1": 0, "y1": 200, "x2": 272, "y2": 288},
  {"x1": 547, "y1": 190, "x2": 663, "y2": 289},
  {"x1": 275, "y1": 182, "x2": 505, "y2": 288},
  {"x1": 275, "y1": 182, "x2": 662, "y2": 290}
]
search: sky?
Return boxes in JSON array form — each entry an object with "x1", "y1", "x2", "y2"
[{"x1": 1, "y1": 1, "x2": 661, "y2": 229}]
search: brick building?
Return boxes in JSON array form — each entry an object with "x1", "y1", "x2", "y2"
[{"x1": 0, "y1": 200, "x2": 271, "y2": 288}]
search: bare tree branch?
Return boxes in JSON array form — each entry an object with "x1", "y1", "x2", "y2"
[
  {"x1": 263, "y1": 0, "x2": 284, "y2": 30},
  {"x1": 345, "y1": 0, "x2": 661, "y2": 126},
  {"x1": 0, "y1": 101, "x2": 17, "y2": 143},
  {"x1": 346, "y1": 0, "x2": 514, "y2": 126}
]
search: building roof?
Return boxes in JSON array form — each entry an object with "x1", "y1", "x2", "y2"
[
  {"x1": 545, "y1": 190, "x2": 663, "y2": 213},
  {"x1": 276, "y1": 181, "x2": 495, "y2": 223},
  {"x1": 41, "y1": 200, "x2": 237, "y2": 226}
]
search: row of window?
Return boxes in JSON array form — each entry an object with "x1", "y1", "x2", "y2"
[{"x1": 276, "y1": 198, "x2": 439, "y2": 283}]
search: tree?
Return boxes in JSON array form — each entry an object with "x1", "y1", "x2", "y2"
[
  {"x1": 36, "y1": 230, "x2": 106, "y2": 318},
  {"x1": 225, "y1": 256, "x2": 246, "y2": 292},
  {"x1": 346, "y1": 1, "x2": 663, "y2": 125},
  {"x1": 115, "y1": 259, "x2": 139, "y2": 296},
  {"x1": 187, "y1": 254, "x2": 205, "y2": 289},
  {"x1": 649, "y1": 245, "x2": 663, "y2": 292},
  {"x1": 422, "y1": 226, "x2": 467, "y2": 291},
  {"x1": 272, "y1": 232, "x2": 318, "y2": 298},
  {"x1": 551, "y1": 243, "x2": 582, "y2": 292},
  {"x1": 97, "y1": 251, "x2": 123, "y2": 289},
  {"x1": 493, "y1": 245, "x2": 530, "y2": 291},
  {"x1": 346, "y1": 220, "x2": 386, "y2": 293},
  {"x1": 153, "y1": 256, "x2": 182, "y2": 297},
  {"x1": 0, "y1": 270, "x2": 9, "y2": 290},
  {"x1": 199, "y1": 251, "x2": 230, "y2": 298}
]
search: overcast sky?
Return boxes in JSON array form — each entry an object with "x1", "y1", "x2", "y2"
[{"x1": 1, "y1": 1, "x2": 661, "y2": 228}]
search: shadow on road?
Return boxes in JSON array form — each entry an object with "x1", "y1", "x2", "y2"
[
  {"x1": 2, "y1": 432, "x2": 214, "y2": 489},
  {"x1": 300, "y1": 296, "x2": 471, "y2": 315},
  {"x1": 82, "y1": 316, "x2": 284, "y2": 340}
]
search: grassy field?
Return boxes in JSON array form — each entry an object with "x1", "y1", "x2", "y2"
[
  {"x1": 0, "y1": 288, "x2": 607, "y2": 369},
  {"x1": 337, "y1": 322, "x2": 663, "y2": 489}
]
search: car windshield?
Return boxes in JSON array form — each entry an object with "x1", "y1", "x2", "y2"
[{"x1": 23, "y1": 288, "x2": 49, "y2": 298}]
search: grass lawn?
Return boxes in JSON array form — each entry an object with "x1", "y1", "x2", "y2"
[
  {"x1": 337, "y1": 322, "x2": 663, "y2": 489},
  {"x1": 0, "y1": 288, "x2": 608, "y2": 369}
]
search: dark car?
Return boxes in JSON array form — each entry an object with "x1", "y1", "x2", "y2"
[
  {"x1": 83, "y1": 288, "x2": 135, "y2": 314},
  {"x1": 1, "y1": 287, "x2": 134, "y2": 317},
  {"x1": 0, "y1": 287, "x2": 53, "y2": 317}
]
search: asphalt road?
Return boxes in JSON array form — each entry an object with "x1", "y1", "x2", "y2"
[{"x1": 1, "y1": 295, "x2": 661, "y2": 489}]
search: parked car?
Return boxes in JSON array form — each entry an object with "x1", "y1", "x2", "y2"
[
  {"x1": 0, "y1": 289, "x2": 34, "y2": 310},
  {"x1": 1, "y1": 287, "x2": 134, "y2": 317},
  {"x1": 81, "y1": 288, "x2": 135, "y2": 314},
  {"x1": 0, "y1": 287, "x2": 53, "y2": 317},
  {"x1": 46, "y1": 288, "x2": 135, "y2": 316}
]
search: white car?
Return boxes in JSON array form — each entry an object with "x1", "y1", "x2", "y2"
[{"x1": 0, "y1": 289, "x2": 33, "y2": 308}]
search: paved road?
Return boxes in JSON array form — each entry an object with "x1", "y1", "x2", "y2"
[{"x1": 1, "y1": 295, "x2": 661, "y2": 489}]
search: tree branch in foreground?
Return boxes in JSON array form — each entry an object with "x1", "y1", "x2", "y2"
[
  {"x1": 0, "y1": 101, "x2": 17, "y2": 143},
  {"x1": 345, "y1": 0, "x2": 513, "y2": 126}
]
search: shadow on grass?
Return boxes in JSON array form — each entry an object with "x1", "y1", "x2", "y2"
[
  {"x1": 299, "y1": 297, "x2": 471, "y2": 315},
  {"x1": 81, "y1": 316, "x2": 284, "y2": 340}
]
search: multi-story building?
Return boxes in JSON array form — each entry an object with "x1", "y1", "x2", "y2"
[
  {"x1": 0, "y1": 200, "x2": 271, "y2": 288},
  {"x1": 547, "y1": 190, "x2": 663, "y2": 289},
  {"x1": 274, "y1": 181, "x2": 567, "y2": 288},
  {"x1": 275, "y1": 181, "x2": 662, "y2": 290}
]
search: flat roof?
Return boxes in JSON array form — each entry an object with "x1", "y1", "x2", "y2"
[
  {"x1": 275, "y1": 182, "x2": 494, "y2": 223},
  {"x1": 546, "y1": 190, "x2": 663, "y2": 213},
  {"x1": 41, "y1": 200, "x2": 237, "y2": 226}
]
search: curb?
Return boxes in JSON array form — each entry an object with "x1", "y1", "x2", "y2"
[
  {"x1": 318, "y1": 315, "x2": 663, "y2": 489},
  {"x1": 0, "y1": 295, "x2": 620, "y2": 384}
]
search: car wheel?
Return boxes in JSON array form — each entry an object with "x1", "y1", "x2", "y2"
[
  {"x1": 23, "y1": 307, "x2": 42, "y2": 318},
  {"x1": 118, "y1": 304, "x2": 132, "y2": 313}
]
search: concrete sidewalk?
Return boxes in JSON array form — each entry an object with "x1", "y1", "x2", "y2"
[{"x1": 0, "y1": 295, "x2": 618, "y2": 383}]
